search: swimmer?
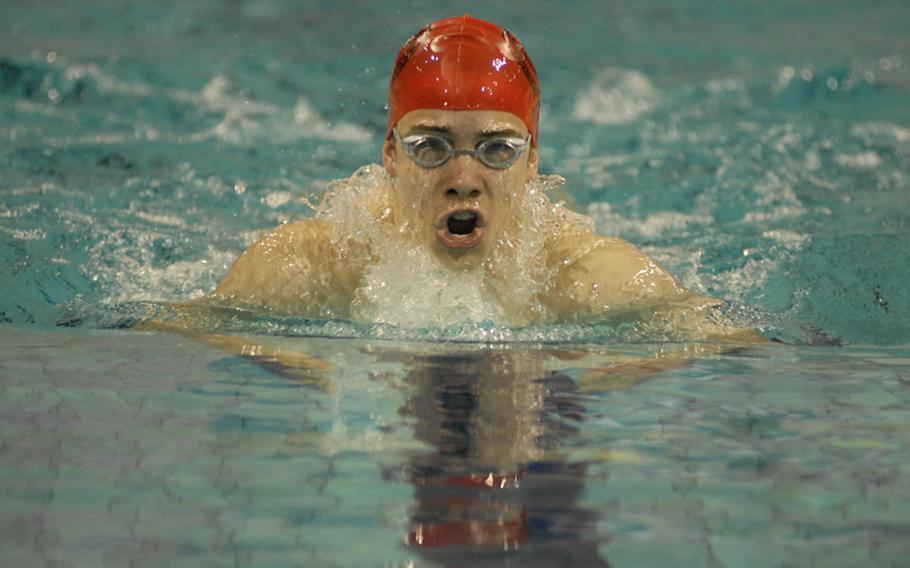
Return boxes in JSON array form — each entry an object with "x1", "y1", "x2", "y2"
[{"x1": 207, "y1": 15, "x2": 760, "y2": 341}]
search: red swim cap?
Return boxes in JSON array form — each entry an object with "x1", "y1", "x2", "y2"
[{"x1": 387, "y1": 15, "x2": 541, "y2": 146}]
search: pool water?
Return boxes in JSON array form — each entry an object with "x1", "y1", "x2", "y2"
[
  {"x1": 2, "y1": 0, "x2": 909, "y2": 566},
  {"x1": 3, "y1": 327, "x2": 909, "y2": 566}
]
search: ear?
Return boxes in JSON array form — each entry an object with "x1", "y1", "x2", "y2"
[
  {"x1": 382, "y1": 137, "x2": 397, "y2": 177},
  {"x1": 525, "y1": 147, "x2": 539, "y2": 182}
]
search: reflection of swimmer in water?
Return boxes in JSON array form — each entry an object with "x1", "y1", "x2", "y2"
[
  {"x1": 208, "y1": 15, "x2": 758, "y2": 340},
  {"x1": 386, "y1": 347, "x2": 609, "y2": 566}
]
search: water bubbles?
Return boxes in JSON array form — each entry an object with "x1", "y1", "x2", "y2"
[
  {"x1": 773, "y1": 66, "x2": 795, "y2": 92},
  {"x1": 877, "y1": 56, "x2": 902, "y2": 72}
]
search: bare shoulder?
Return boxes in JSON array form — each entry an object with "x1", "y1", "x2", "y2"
[
  {"x1": 250, "y1": 219, "x2": 334, "y2": 254},
  {"x1": 217, "y1": 219, "x2": 333, "y2": 286},
  {"x1": 542, "y1": 225, "x2": 767, "y2": 342},
  {"x1": 543, "y1": 225, "x2": 691, "y2": 319},
  {"x1": 213, "y1": 219, "x2": 362, "y2": 315}
]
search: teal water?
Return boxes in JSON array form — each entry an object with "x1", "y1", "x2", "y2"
[
  {"x1": 2, "y1": 1, "x2": 910, "y2": 566},
  {"x1": 3, "y1": 327, "x2": 909, "y2": 566}
]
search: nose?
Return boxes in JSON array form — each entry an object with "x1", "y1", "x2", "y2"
[
  {"x1": 445, "y1": 185, "x2": 481, "y2": 199},
  {"x1": 443, "y1": 155, "x2": 484, "y2": 199}
]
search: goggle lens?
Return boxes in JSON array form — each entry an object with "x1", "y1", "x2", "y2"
[{"x1": 409, "y1": 136, "x2": 451, "y2": 167}]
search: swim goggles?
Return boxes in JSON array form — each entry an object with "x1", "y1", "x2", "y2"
[{"x1": 393, "y1": 129, "x2": 531, "y2": 170}]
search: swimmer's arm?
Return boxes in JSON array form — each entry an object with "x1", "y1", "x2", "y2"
[
  {"x1": 133, "y1": 316, "x2": 334, "y2": 390},
  {"x1": 544, "y1": 230, "x2": 767, "y2": 391},
  {"x1": 131, "y1": 220, "x2": 358, "y2": 388},
  {"x1": 131, "y1": 296, "x2": 336, "y2": 389},
  {"x1": 576, "y1": 339, "x2": 764, "y2": 392}
]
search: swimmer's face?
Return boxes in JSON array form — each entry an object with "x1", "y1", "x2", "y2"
[{"x1": 382, "y1": 110, "x2": 538, "y2": 268}]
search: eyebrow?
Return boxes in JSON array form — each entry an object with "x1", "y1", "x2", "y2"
[
  {"x1": 479, "y1": 128, "x2": 525, "y2": 139},
  {"x1": 407, "y1": 124, "x2": 454, "y2": 135},
  {"x1": 405, "y1": 124, "x2": 526, "y2": 139}
]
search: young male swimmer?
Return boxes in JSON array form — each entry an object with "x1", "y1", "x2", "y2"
[{"x1": 210, "y1": 15, "x2": 757, "y2": 340}]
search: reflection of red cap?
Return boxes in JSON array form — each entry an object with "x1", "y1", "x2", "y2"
[
  {"x1": 408, "y1": 512, "x2": 530, "y2": 549},
  {"x1": 387, "y1": 15, "x2": 541, "y2": 146}
]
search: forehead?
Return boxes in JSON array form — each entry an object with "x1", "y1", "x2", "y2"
[{"x1": 396, "y1": 109, "x2": 528, "y2": 136}]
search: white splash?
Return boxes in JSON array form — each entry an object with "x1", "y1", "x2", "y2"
[
  {"x1": 586, "y1": 202, "x2": 712, "y2": 239},
  {"x1": 850, "y1": 122, "x2": 910, "y2": 144},
  {"x1": 316, "y1": 166, "x2": 573, "y2": 328},
  {"x1": 41, "y1": 66, "x2": 372, "y2": 146},
  {"x1": 834, "y1": 151, "x2": 883, "y2": 169},
  {"x1": 572, "y1": 68, "x2": 659, "y2": 125},
  {"x1": 293, "y1": 97, "x2": 372, "y2": 142}
]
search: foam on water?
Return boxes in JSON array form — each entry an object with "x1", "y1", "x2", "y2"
[{"x1": 572, "y1": 68, "x2": 659, "y2": 126}]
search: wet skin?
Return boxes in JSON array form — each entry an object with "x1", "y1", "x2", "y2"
[{"x1": 211, "y1": 109, "x2": 760, "y2": 340}]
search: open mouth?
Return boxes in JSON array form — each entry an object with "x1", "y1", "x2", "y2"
[
  {"x1": 436, "y1": 209, "x2": 486, "y2": 250},
  {"x1": 447, "y1": 211, "x2": 479, "y2": 235}
]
